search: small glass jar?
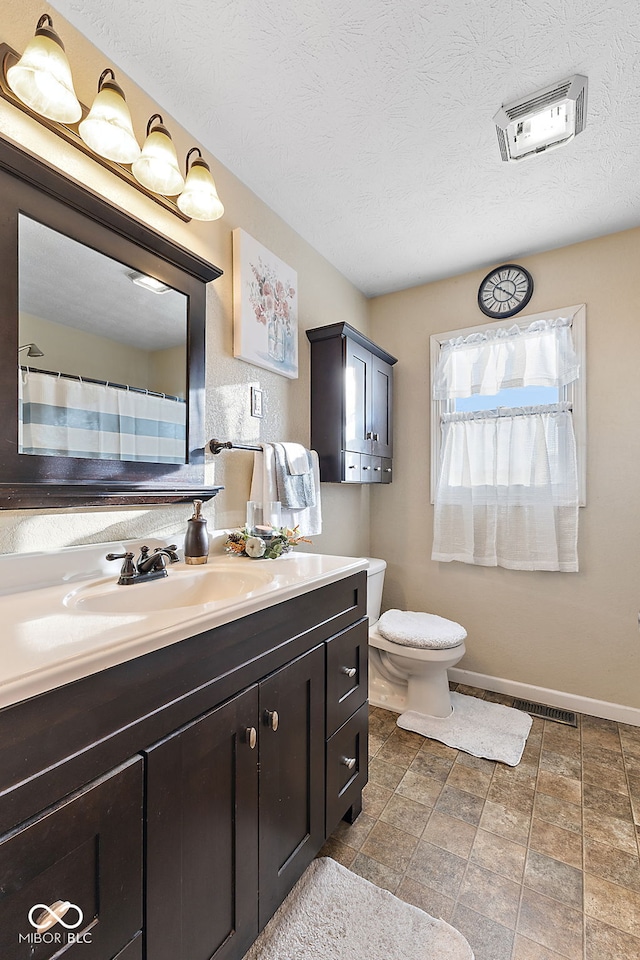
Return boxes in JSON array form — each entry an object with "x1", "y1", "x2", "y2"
[{"x1": 246, "y1": 501, "x2": 281, "y2": 540}]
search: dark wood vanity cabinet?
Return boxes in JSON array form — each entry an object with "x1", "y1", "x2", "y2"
[
  {"x1": 307, "y1": 322, "x2": 397, "y2": 483},
  {"x1": 0, "y1": 572, "x2": 367, "y2": 960}
]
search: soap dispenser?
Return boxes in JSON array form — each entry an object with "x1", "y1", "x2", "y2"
[{"x1": 184, "y1": 499, "x2": 209, "y2": 564}]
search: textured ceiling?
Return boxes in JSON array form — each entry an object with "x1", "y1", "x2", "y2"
[{"x1": 51, "y1": 0, "x2": 640, "y2": 297}]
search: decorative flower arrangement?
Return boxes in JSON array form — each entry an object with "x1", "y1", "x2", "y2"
[
  {"x1": 249, "y1": 258, "x2": 296, "y2": 363},
  {"x1": 225, "y1": 525, "x2": 311, "y2": 560}
]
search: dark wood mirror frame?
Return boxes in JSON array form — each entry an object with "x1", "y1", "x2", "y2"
[{"x1": 0, "y1": 136, "x2": 224, "y2": 508}]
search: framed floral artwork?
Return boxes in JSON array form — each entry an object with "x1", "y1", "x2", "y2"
[{"x1": 232, "y1": 228, "x2": 298, "y2": 379}]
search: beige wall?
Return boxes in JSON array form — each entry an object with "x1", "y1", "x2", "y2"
[
  {"x1": 20, "y1": 312, "x2": 157, "y2": 388},
  {"x1": 0, "y1": 0, "x2": 371, "y2": 558},
  {"x1": 370, "y1": 228, "x2": 640, "y2": 709}
]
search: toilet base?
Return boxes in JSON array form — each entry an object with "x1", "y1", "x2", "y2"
[{"x1": 368, "y1": 639, "x2": 466, "y2": 719}]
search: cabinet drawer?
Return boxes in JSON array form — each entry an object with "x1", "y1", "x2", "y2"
[
  {"x1": 326, "y1": 703, "x2": 369, "y2": 835},
  {"x1": 344, "y1": 451, "x2": 361, "y2": 482},
  {"x1": 326, "y1": 620, "x2": 368, "y2": 737},
  {"x1": 0, "y1": 757, "x2": 143, "y2": 960}
]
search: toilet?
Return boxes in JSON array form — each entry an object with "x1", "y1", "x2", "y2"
[{"x1": 366, "y1": 558, "x2": 466, "y2": 718}]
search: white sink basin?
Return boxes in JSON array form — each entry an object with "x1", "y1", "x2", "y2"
[{"x1": 64, "y1": 563, "x2": 276, "y2": 614}]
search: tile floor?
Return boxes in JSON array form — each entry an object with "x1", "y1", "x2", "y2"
[{"x1": 319, "y1": 685, "x2": 640, "y2": 960}]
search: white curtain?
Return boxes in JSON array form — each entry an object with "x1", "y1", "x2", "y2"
[
  {"x1": 433, "y1": 317, "x2": 579, "y2": 399},
  {"x1": 432, "y1": 319, "x2": 580, "y2": 572},
  {"x1": 19, "y1": 369, "x2": 186, "y2": 463}
]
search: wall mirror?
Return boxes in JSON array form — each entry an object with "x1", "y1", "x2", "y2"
[{"x1": 0, "y1": 136, "x2": 223, "y2": 507}]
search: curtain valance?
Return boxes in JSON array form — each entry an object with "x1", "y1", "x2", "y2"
[{"x1": 433, "y1": 317, "x2": 579, "y2": 400}]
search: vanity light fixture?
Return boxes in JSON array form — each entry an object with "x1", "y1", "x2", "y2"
[
  {"x1": 0, "y1": 17, "x2": 225, "y2": 222},
  {"x1": 132, "y1": 114, "x2": 184, "y2": 196},
  {"x1": 6, "y1": 14, "x2": 81, "y2": 124},
  {"x1": 177, "y1": 147, "x2": 224, "y2": 221},
  {"x1": 129, "y1": 271, "x2": 172, "y2": 295},
  {"x1": 78, "y1": 68, "x2": 141, "y2": 164},
  {"x1": 494, "y1": 75, "x2": 588, "y2": 162}
]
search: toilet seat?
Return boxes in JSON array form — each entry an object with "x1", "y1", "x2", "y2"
[
  {"x1": 369, "y1": 622, "x2": 466, "y2": 662},
  {"x1": 376, "y1": 609, "x2": 467, "y2": 650}
]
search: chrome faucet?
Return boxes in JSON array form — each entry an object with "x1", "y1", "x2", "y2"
[{"x1": 106, "y1": 544, "x2": 180, "y2": 585}]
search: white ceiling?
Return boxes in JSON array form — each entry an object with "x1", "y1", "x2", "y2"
[{"x1": 51, "y1": 0, "x2": 640, "y2": 297}]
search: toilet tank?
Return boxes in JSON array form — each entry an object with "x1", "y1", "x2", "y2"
[{"x1": 366, "y1": 558, "x2": 387, "y2": 624}]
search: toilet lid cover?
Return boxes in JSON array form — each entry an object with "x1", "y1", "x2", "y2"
[{"x1": 377, "y1": 609, "x2": 467, "y2": 649}]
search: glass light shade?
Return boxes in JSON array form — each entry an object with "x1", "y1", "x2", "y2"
[
  {"x1": 78, "y1": 76, "x2": 140, "y2": 164},
  {"x1": 177, "y1": 158, "x2": 224, "y2": 221},
  {"x1": 7, "y1": 21, "x2": 81, "y2": 123},
  {"x1": 132, "y1": 124, "x2": 184, "y2": 196}
]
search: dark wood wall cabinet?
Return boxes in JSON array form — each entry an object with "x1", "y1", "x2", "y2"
[
  {"x1": 0, "y1": 574, "x2": 367, "y2": 960},
  {"x1": 306, "y1": 323, "x2": 397, "y2": 483}
]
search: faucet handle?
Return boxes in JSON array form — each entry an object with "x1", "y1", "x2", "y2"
[{"x1": 106, "y1": 551, "x2": 136, "y2": 584}]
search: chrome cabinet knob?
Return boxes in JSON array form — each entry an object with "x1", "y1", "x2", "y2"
[
  {"x1": 384, "y1": 467, "x2": 392, "y2": 473},
  {"x1": 373, "y1": 433, "x2": 379, "y2": 441},
  {"x1": 348, "y1": 464, "x2": 356, "y2": 469},
  {"x1": 264, "y1": 709, "x2": 279, "y2": 731},
  {"x1": 245, "y1": 727, "x2": 257, "y2": 749},
  {"x1": 366, "y1": 431, "x2": 373, "y2": 439},
  {"x1": 374, "y1": 466, "x2": 381, "y2": 471},
  {"x1": 340, "y1": 666, "x2": 357, "y2": 678},
  {"x1": 340, "y1": 756, "x2": 356, "y2": 770},
  {"x1": 362, "y1": 465, "x2": 369, "y2": 470}
]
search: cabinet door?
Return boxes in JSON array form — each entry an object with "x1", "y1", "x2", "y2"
[
  {"x1": 344, "y1": 339, "x2": 372, "y2": 454},
  {"x1": 371, "y1": 355, "x2": 393, "y2": 458},
  {"x1": 145, "y1": 686, "x2": 259, "y2": 960},
  {"x1": 258, "y1": 644, "x2": 325, "y2": 929},
  {"x1": 0, "y1": 757, "x2": 142, "y2": 960}
]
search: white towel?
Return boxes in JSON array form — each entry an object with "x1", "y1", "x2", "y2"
[
  {"x1": 273, "y1": 443, "x2": 315, "y2": 509},
  {"x1": 281, "y1": 442, "x2": 310, "y2": 476},
  {"x1": 251, "y1": 442, "x2": 323, "y2": 536}
]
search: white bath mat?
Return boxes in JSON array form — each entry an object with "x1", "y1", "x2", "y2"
[
  {"x1": 243, "y1": 857, "x2": 474, "y2": 960},
  {"x1": 398, "y1": 693, "x2": 533, "y2": 766}
]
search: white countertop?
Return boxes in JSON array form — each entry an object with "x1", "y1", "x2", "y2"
[{"x1": 0, "y1": 551, "x2": 367, "y2": 710}]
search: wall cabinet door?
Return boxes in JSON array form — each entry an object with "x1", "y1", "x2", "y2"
[
  {"x1": 145, "y1": 687, "x2": 260, "y2": 960},
  {"x1": 258, "y1": 644, "x2": 325, "y2": 928},
  {"x1": 344, "y1": 339, "x2": 372, "y2": 455},
  {"x1": 371, "y1": 355, "x2": 393, "y2": 458}
]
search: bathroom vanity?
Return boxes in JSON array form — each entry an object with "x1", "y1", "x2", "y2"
[{"x1": 0, "y1": 555, "x2": 368, "y2": 960}]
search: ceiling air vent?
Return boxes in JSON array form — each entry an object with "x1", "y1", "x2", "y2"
[{"x1": 494, "y1": 75, "x2": 588, "y2": 162}]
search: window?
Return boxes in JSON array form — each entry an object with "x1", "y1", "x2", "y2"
[{"x1": 429, "y1": 305, "x2": 586, "y2": 571}]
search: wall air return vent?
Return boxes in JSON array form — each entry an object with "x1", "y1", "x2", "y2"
[{"x1": 494, "y1": 75, "x2": 588, "y2": 162}]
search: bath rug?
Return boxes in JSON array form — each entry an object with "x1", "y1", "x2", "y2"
[
  {"x1": 242, "y1": 856, "x2": 474, "y2": 960},
  {"x1": 397, "y1": 693, "x2": 532, "y2": 766}
]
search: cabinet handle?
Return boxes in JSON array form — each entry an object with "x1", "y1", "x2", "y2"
[
  {"x1": 348, "y1": 464, "x2": 356, "y2": 469},
  {"x1": 374, "y1": 466, "x2": 381, "y2": 472},
  {"x1": 362, "y1": 465, "x2": 369, "y2": 470},
  {"x1": 384, "y1": 468, "x2": 392, "y2": 473},
  {"x1": 264, "y1": 709, "x2": 279, "y2": 731},
  {"x1": 373, "y1": 433, "x2": 379, "y2": 441},
  {"x1": 245, "y1": 727, "x2": 257, "y2": 749},
  {"x1": 366, "y1": 431, "x2": 373, "y2": 439},
  {"x1": 30, "y1": 901, "x2": 73, "y2": 932},
  {"x1": 340, "y1": 756, "x2": 356, "y2": 770},
  {"x1": 340, "y1": 666, "x2": 357, "y2": 678}
]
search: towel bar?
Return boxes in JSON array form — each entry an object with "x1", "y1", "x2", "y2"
[{"x1": 208, "y1": 439, "x2": 262, "y2": 455}]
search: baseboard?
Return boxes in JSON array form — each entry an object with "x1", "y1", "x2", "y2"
[{"x1": 448, "y1": 667, "x2": 640, "y2": 728}]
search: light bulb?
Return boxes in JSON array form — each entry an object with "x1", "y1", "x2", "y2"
[
  {"x1": 177, "y1": 148, "x2": 224, "y2": 221},
  {"x1": 7, "y1": 14, "x2": 81, "y2": 123},
  {"x1": 132, "y1": 114, "x2": 184, "y2": 196},
  {"x1": 78, "y1": 69, "x2": 140, "y2": 164}
]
